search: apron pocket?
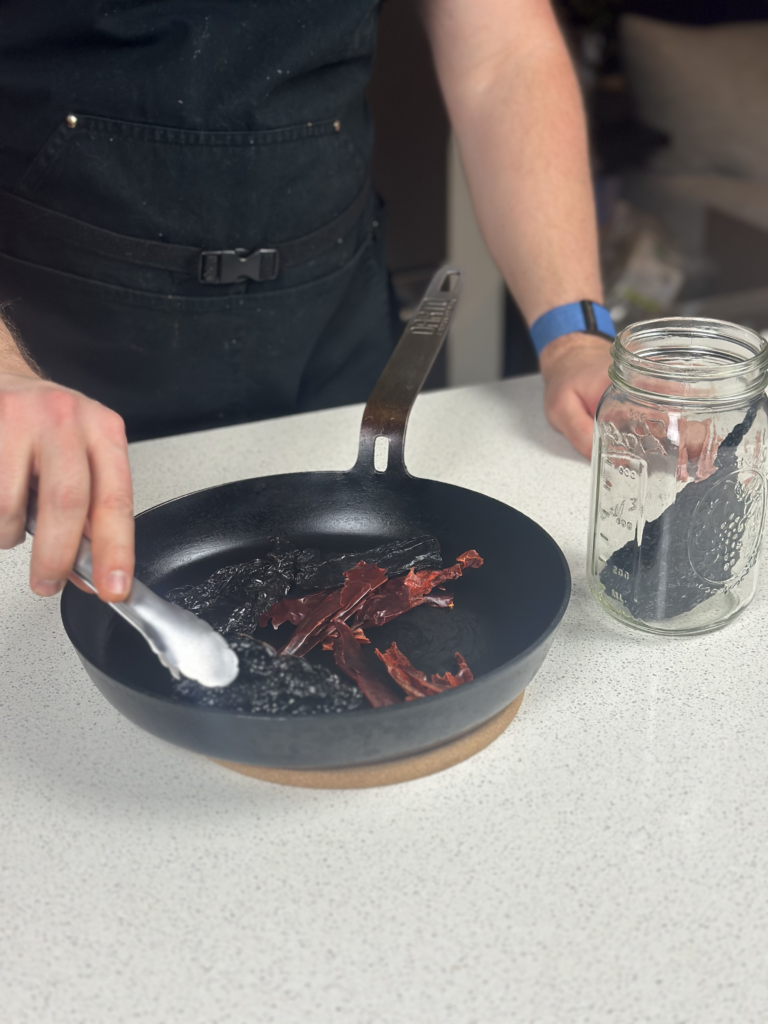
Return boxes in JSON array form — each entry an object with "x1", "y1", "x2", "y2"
[{"x1": 14, "y1": 112, "x2": 367, "y2": 249}]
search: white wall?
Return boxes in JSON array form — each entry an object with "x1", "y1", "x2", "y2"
[{"x1": 446, "y1": 134, "x2": 505, "y2": 387}]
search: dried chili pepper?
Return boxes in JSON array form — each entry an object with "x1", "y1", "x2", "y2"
[
  {"x1": 350, "y1": 550, "x2": 482, "y2": 630},
  {"x1": 457, "y1": 550, "x2": 483, "y2": 570},
  {"x1": 280, "y1": 562, "x2": 388, "y2": 658},
  {"x1": 174, "y1": 635, "x2": 365, "y2": 715},
  {"x1": 257, "y1": 589, "x2": 331, "y2": 630},
  {"x1": 167, "y1": 540, "x2": 482, "y2": 715},
  {"x1": 321, "y1": 627, "x2": 369, "y2": 650},
  {"x1": 296, "y1": 536, "x2": 442, "y2": 590},
  {"x1": 422, "y1": 593, "x2": 454, "y2": 609},
  {"x1": 167, "y1": 543, "x2": 297, "y2": 634},
  {"x1": 332, "y1": 622, "x2": 401, "y2": 708},
  {"x1": 167, "y1": 536, "x2": 444, "y2": 637},
  {"x1": 433, "y1": 652, "x2": 473, "y2": 689},
  {"x1": 375, "y1": 642, "x2": 474, "y2": 700}
]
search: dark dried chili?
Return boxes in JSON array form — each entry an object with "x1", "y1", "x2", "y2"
[
  {"x1": 173, "y1": 635, "x2": 365, "y2": 715},
  {"x1": 296, "y1": 536, "x2": 442, "y2": 590},
  {"x1": 167, "y1": 542, "x2": 296, "y2": 634}
]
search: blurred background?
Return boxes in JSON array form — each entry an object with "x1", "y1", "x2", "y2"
[{"x1": 366, "y1": 0, "x2": 768, "y2": 388}]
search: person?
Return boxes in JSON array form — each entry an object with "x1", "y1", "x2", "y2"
[{"x1": 0, "y1": 0, "x2": 613, "y2": 604}]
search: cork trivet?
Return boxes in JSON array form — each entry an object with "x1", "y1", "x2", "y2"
[{"x1": 214, "y1": 690, "x2": 524, "y2": 789}]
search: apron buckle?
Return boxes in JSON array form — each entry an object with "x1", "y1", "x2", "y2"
[{"x1": 199, "y1": 247, "x2": 280, "y2": 284}]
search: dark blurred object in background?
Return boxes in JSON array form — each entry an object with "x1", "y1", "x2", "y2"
[
  {"x1": 368, "y1": 0, "x2": 768, "y2": 388},
  {"x1": 367, "y1": 2, "x2": 448, "y2": 302},
  {"x1": 558, "y1": 0, "x2": 768, "y2": 335},
  {"x1": 367, "y1": 0, "x2": 450, "y2": 386},
  {"x1": 556, "y1": 1, "x2": 668, "y2": 180},
  {"x1": 625, "y1": 1, "x2": 768, "y2": 24},
  {"x1": 503, "y1": 294, "x2": 538, "y2": 379}
]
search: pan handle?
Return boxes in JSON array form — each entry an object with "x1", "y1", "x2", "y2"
[{"x1": 353, "y1": 265, "x2": 462, "y2": 478}]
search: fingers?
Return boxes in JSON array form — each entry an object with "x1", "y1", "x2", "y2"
[
  {"x1": 545, "y1": 389, "x2": 594, "y2": 459},
  {"x1": 0, "y1": 372, "x2": 135, "y2": 602},
  {"x1": 30, "y1": 392, "x2": 92, "y2": 596},
  {"x1": 539, "y1": 333, "x2": 612, "y2": 459},
  {"x1": 0, "y1": 396, "x2": 32, "y2": 549},
  {"x1": 86, "y1": 409, "x2": 134, "y2": 601}
]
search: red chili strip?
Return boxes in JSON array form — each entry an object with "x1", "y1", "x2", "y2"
[
  {"x1": 257, "y1": 551, "x2": 481, "y2": 704},
  {"x1": 375, "y1": 644, "x2": 440, "y2": 698},
  {"x1": 432, "y1": 651, "x2": 473, "y2": 688},
  {"x1": 258, "y1": 589, "x2": 331, "y2": 630},
  {"x1": 277, "y1": 588, "x2": 344, "y2": 656},
  {"x1": 321, "y1": 627, "x2": 369, "y2": 651},
  {"x1": 280, "y1": 562, "x2": 388, "y2": 657},
  {"x1": 332, "y1": 622, "x2": 401, "y2": 708},
  {"x1": 350, "y1": 575, "x2": 413, "y2": 629},
  {"x1": 352, "y1": 549, "x2": 481, "y2": 630},
  {"x1": 457, "y1": 550, "x2": 483, "y2": 570},
  {"x1": 375, "y1": 642, "x2": 474, "y2": 700}
]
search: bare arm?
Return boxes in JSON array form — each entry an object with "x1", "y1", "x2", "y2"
[
  {"x1": 0, "y1": 317, "x2": 135, "y2": 600},
  {"x1": 422, "y1": 0, "x2": 612, "y2": 456}
]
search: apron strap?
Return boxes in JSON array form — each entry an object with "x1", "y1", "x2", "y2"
[{"x1": 0, "y1": 180, "x2": 372, "y2": 285}]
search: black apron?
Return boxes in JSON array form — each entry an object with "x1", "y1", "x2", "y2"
[{"x1": 0, "y1": 1, "x2": 397, "y2": 440}]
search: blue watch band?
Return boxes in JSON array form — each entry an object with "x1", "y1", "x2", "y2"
[{"x1": 530, "y1": 300, "x2": 615, "y2": 356}]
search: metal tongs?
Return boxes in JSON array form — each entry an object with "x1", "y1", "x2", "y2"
[{"x1": 26, "y1": 494, "x2": 239, "y2": 689}]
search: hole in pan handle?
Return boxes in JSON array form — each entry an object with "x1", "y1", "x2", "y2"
[{"x1": 353, "y1": 266, "x2": 462, "y2": 479}]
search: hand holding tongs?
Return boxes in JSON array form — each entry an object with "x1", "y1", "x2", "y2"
[{"x1": 26, "y1": 493, "x2": 239, "y2": 689}]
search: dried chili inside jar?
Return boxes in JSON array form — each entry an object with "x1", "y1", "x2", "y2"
[{"x1": 587, "y1": 317, "x2": 768, "y2": 635}]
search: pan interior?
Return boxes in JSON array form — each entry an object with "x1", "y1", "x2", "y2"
[{"x1": 62, "y1": 472, "x2": 570, "y2": 705}]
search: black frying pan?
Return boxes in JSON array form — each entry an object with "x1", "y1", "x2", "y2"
[{"x1": 61, "y1": 268, "x2": 571, "y2": 770}]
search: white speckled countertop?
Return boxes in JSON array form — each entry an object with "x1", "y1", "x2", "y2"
[{"x1": 3, "y1": 374, "x2": 768, "y2": 1024}]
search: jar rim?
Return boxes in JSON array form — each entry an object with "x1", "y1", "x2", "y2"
[{"x1": 612, "y1": 317, "x2": 768, "y2": 384}]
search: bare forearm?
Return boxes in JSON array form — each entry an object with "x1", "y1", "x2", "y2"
[{"x1": 423, "y1": 0, "x2": 602, "y2": 323}]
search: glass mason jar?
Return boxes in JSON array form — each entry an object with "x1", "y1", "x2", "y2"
[{"x1": 587, "y1": 317, "x2": 768, "y2": 635}]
